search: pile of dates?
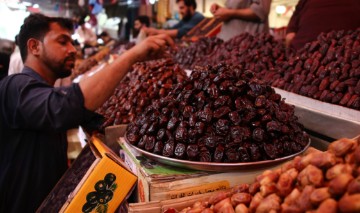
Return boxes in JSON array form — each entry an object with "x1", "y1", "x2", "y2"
[
  {"x1": 172, "y1": 37, "x2": 223, "y2": 69},
  {"x1": 126, "y1": 64, "x2": 309, "y2": 162},
  {"x1": 96, "y1": 59, "x2": 187, "y2": 129},
  {"x1": 171, "y1": 137, "x2": 360, "y2": 213},
  {"x1": 193, "y1": 33, "x2": 287, "y2": 75},
  {"x1": 265, "y1": 28, "x2": 360, "y2": 110}
]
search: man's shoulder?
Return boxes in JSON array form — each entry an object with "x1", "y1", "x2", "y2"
[
  {"x1": 193, "y1": 12, "x2": 205, "y2": 19},
  {"x1": 0, "y1": 73, "x2": 38, "y2": 89}
]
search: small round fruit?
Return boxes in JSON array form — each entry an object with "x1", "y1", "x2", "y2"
[
  {"x1": 95, "y1": 180, "x2": 107, "y2": 192},
  {"x1": 86, "y1": 191, "x2": 98, "y2": 204},
  {"x1": 104, "y1": 173, "x2": 116, "y2": 187},
  {"x1": 82, "y1": 202, "x2": 97, "y2": 213},
  {"x1": 98, "y1": 190, "x2": 114, "y2": 204}
]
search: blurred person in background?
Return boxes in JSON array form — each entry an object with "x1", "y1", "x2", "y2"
[
  {"x1": 210, "y1": 0, "x2": 272, "y2": 41},
  {"x1": 143, "y1": 0, "x2": 204, "y2": 39},
  {"x1": 0, "y1": 13, "x2": 173, "y2": 213},
  {"x1": 76, "y1": 18, "x2": 97, "y2": 48},
  {"x1": 99, "y1": 31, "x2": 113, "y2": 45},
  {"x1": 132, "y1": 15, "x2": 151, "y2": 41},
  {"x1": 8, "y1": 35, "x2": 24, "y2": 75},
  {"x1": 286, "y1": 0, "x2": 360, "y2": 50}
]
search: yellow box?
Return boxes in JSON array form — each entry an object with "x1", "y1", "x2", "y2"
[{"x1": 38, "y1": 136, "x2": 137, "y2": 213}]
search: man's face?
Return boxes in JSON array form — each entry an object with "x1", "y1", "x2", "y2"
[
  {"x1": 134, "y1": 20, "x2": 142, "y2": 30},
  {"x1": 177, "y1": 1, "x2": 192, "y2": 21},
  {"x1": 39, "y1": 22, "x2": 76, "y2": 78}
]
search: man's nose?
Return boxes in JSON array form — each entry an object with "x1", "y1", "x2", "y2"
[{"x1": 68, "y1": 43, "x2": 77, "y2": 54}]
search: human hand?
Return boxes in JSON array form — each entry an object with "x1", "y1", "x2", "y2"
[
  {"x1": 129, "y1": 34, "x2": 174, "y2": 62},
  {"x1": 143, "y1": 26, "x2": 158, "y2": 36},
  {"x1": 210, "y1": 3, "x2": 221, "y2": 14},
  {"x1": 213, "y1": 7, "x2": 232, "y2": 22}
]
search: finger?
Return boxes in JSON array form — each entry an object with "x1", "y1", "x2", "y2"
[
  {"x1": 152, "y1": 38, "x2": 166, "y2": 49},
  {"x1": 148, "y1": 41, "x2": 161, "y2": 52},
  {"x1": 155, "y1": 34, "x2": 175, "y2": 47}
]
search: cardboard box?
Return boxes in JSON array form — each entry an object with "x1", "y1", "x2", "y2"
[
  {"x1": 128, "y1": 190, "x2": 226, "y2": 213},
  {"x1": 118, "y1": 137, "x2": 284, "y2": 203},
  {"x1": 38, "y1": 136, "x2": 137, "y2": 213}
]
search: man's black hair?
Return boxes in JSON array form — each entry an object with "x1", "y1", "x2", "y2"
[
  {"x1": 176, "y1": 0, "x2": 197, "y2": 10},
  {"x1": 136, "y1": 15, "x2": 150, "y2": 27},
  {"x1": 17, "y1": 13, "x2": 74, "y2": 62}
]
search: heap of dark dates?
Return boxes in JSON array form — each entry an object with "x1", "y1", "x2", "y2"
[
  {"x1": 172, "y1": 37, "x2": 223, "y2": 69},
  {"x1": 192, "y1": 33, "x2": 288, "y2": 74},
  {"x1": 264, "y1": 28, "x2": 360, "y2": 110},
  {"x1": 170, "y1": 137, "x2": 360, "y2": 213},
  {"x1": 96, "y1": 59, "x2": 187, "y2": 129},
  {"x1": 126, "y1": 64, "x2": 309, "y2": 163}
]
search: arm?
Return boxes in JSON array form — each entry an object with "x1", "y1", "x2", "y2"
[
  {"x1": 215, "y1": 7, "x2": 261, "y2": 22},
  {"x1": 0, "y1": 35, "x2": 173, "y2": 131},
  {"x1": 143, "y1": 27, "x2": 178, "y2": 38},
  {"x1": 79, "y1": 34, "x2": 174, "y2": 111},
  {"x1": 213, "y1": 0, "x2": 271, "y2": 22},
  {"x1": 286, "y1": 0, "x2": 306, "y2": 47},
  {"x1": 285, "y1": 32, "x2": 296, "y2": 48}
]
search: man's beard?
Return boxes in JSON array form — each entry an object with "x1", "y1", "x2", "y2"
[
  {"x1": 42, "y1": 50, "x2": 73, "y2": 79},
  {"x1": 133, "y1": 28, "x2": 140, "y2": 38},
  {"x1": 182, "y1": 9, "x2": 192, "y2": 21}
]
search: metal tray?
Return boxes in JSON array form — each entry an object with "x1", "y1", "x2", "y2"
[
  {"x1": 274, "y1": 88, "x2": 360, "y2": 139},
  {"x1": 124, "y1": 137, "x2": 310, "y2": 172}
]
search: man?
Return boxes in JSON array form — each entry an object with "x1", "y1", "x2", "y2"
[
  {"x1": 0, "y1": 13, "x2": 172, "y2": 212},
  {"x1": 285, "y1": 0, "x2": 360, "y2": 50},
  {"x1": 8, "y1": 35, "x2": 24, "y2": 75},
  {"x1": 133, "y1": 15, "x2": 151, "y2": 39},
  {"x1": 144, "y1": 0, "x2": 204, "y2": 39},
  {"x1": 75, "y1": 18, "x2": 97, "y2": 48},
  {"x1": 210, "y1": 0, "x2": 272, "y2": 41}
]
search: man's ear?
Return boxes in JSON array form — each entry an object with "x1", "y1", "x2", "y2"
[{"x1": 27, "y1": 38, "x2": 41, "y2": 56}]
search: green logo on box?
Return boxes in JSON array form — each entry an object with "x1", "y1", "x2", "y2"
[{"x1": 82, "y1": 173, "x2": 117, "y2": 213}]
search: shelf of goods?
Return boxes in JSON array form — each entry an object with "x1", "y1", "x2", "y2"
[{"x1": 182, "y1": 18, "x2": 223, "y2": 41}]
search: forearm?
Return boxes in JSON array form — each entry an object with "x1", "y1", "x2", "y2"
[
  {"x1": 229, "y1": 8, "x2": 261, "y2": 22},
  {"x1": 156, "y1": 29, "x2": 178, "y2": 38},
  {"x1": 285, "y1": 32, "x2": 296, "y2": 48},
  {"x1": 79, "y1": 50, "x2": 138, "y2": 111}
]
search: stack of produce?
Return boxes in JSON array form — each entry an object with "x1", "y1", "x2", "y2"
[
  {"x1": 126, "y1": 64, "x2": 309, "y2": 162},
  {"x1": 193, "y1": 33, "x2": 287, "y2": 76},
  {"x1": 96, "y1": 59, "x2": 187, "y2": 129},
  {"x1": 265, "y1": 28, "x2": 360, "y2": 110},
  {"x1": 71, "y1": 47, "x2": 110, "y2": 80},
  {"x1": 172, "y1": 37, "x2": 223, "y2": 69},
  {"x1": 183, "y1": 18, "x2": 222, "y2": 40},
  {"x1": 170, "y1": 136, "x2": 360, "y2": 213}
]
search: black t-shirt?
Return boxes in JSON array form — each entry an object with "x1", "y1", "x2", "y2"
[
  {"x1": 0, "y1": 67, "x2": 100, "y2": 212},
  {"x1": 287, "y1": 0, "x2": 360, "y2": 50}
]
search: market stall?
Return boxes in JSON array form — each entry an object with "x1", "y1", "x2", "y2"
[{"x1": 2, "y1": 1, "x2": 360, "y2": 212}]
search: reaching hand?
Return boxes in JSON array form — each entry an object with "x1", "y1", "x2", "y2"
[
  {"x1": 210, "y1": 3, "x2": 220, "y2": 15},
  {"x1": 143, "y1": 26, "x2": 158, "y2": 36},
  {"x1": 129, "y1": 34, "x2": 174, "y2": 62},
  {"x1": 213, "y1": 7, "x2": 232, "y2": 22}
]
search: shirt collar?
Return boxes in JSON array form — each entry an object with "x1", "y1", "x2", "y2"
[{"x1": 22, "y1": 66, "x2": 49, "y2": 84}]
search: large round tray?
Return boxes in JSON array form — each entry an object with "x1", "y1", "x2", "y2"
[{"x1": 125, "y1": 137, "x2": 311, "y2": 172}]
